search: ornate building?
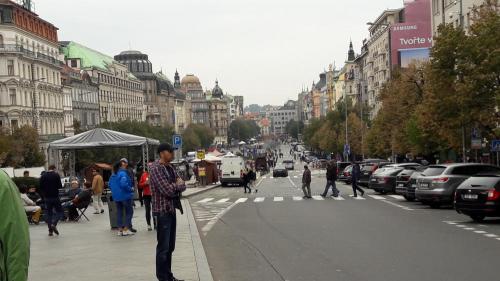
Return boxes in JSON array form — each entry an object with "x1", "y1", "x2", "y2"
[
  {"x1": 60, "y1": 41, "x2": 144, "y2": 123},
  {"x1": 183, "y1": 74, "x2": 208, "y2": 125},
  {"x1": 207, "y1": 80, "x2": 228, "y2": 144},
  {"x1": 0, "y1": 0, "x2": 65, "y2": 141}
]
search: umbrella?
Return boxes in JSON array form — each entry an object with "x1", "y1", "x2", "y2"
[{"x1": 238, "y1": 141, "x2": 246, "y2": 145}]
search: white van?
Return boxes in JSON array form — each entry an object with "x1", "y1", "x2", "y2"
[{"x1": 220, "y1": 154, "x2": 245, "y2": 187}]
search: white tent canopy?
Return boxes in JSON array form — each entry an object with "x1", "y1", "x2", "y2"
[{"x1": 238, "y1": 141, "x2": 246, "y2": 145}]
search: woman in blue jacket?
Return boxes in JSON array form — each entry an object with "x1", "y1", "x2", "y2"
[{"x1": 109, "y1": 159, "x2": 135, "y2": 236}]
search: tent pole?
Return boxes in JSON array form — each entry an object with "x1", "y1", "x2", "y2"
[
  {"x1": 69, "y1": 150, "x2": 76, "y2": 177},
  {"x1": 142, "y1": 144, "x2": 147, "y2": 170}
]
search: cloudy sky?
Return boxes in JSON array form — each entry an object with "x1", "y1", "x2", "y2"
[{"x1": 37, "y1": 0, "x2": 403, "y2": 105}]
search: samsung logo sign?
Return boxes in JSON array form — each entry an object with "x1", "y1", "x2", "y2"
[{"x1": 393, "y1": 25, "x2": 418, "y2": 31}]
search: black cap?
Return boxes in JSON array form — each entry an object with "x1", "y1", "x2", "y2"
[{"x1": 157, "y1": 143, "x2": 175, "y2": 154}]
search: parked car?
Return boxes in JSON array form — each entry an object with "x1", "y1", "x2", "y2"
[
  {"x1": 368, "y1": 163, "x2": 422, "y2": 194},
  {"x1": 273, "y1": 164, "x2": 288, "y2": 178},
  {"x1": 455, "y1": 173, "x2": 500, "y2": 222},
  {"x1": 283, "y1": 160, "x2": 295, "y2": 170},
  {"x1": 358, "y1": 161, "x2": 393, "y2": 187},
  {"x1": 336, "y1": 162, "x2": 351, "y2": 176},
  {"x1": 338, "y1": 165, "x2": 353, "y2": 184},
  {"x1": 415, "y1": 163, "x2": 500, "y2": 208},
  {"x1": 395, "y1": 167, "x2": 426, "y2": 201}
]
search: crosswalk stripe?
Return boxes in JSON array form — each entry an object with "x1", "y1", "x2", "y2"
[
  {"x1": 235, "y1": 198, "x2": 248, "y2": 203},
  {"x1": 254, "y1": 197, "x2": 265, "y2": 202},
  {"x1": 293, "y1": 176, "x2": 298, "y2": 178},
  {"x1": 274, "y1": 197, "x2": 284, "y2": 202},
  {"x1": 216, "y1": 198, "x2": 230, "y2": 203},
  {"x1": 292, "y1": 196, "x2": 303, "y2": 201},
  {"x1": 332, "y1": 196, "x2": 345, "y2": 201},
  {"x1": 312, "y1": 196, "x2": 324, "y2": 200},
  {"x1": 349, "y1": 195, "x2": 366, "y2": 200},
  {"x1": 389, "y1": 195, "x2": 405, "y2": 200},
  {"x1": 368, "y1": 195, "x2": 386, "y2": 200},
  {"x1": 197, "y1": 198, "x2": 214, "y2": 203}
]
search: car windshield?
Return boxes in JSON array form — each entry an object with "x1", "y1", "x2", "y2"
[{"x1": 421, "y1": 166, "x2": 446, "y2": 176}]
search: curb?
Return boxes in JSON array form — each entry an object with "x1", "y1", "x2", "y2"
[
  {"x1": 184, "y1": 200, "x2": 214, "y2": 281},
  {"x1": 184, "y1": 184, "x2": 221, "y2": 198}
]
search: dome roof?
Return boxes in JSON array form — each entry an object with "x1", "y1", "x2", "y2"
[
  {"x1": 119, "y1": 50, "x2": 143, "y2": 55},
  {"x1": 212, "y1": 80, "x2": 224, "y2": 98},
  {"x1": 181, "y1": 74, "x2": 201, "y2": 85}
]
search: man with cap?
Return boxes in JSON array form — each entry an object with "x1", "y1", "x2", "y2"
[{"x1": 149, "y1": 143, "x2": 186, "y2": 281}]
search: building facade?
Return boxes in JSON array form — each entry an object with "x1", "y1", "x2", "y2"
[
  {"x1": 60, "y1": 41, "x2": 144, "y2": 123},
  {"x1": 182, "y1": 74, "x2": 207, "y2": 125},
  {"x1": 431, "y1": 0, "x2": 485, "y2": 36},
  {"x1": 207, "y1": 80, "x2": 228, "y2": 144},
  {"x1": 270, "y1": 100, "x2": 297, "y2": 136},
  {"x1": 0, "y1": 0, "x2": 65, "y2": 140}
]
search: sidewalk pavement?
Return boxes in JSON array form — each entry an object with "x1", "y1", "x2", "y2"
[
  {"x1": 184, "y1": 183, "x2": 220, "y2": 198},
  {"x1": 28, "y1": 200, "x2": 213, "y2": 281}
]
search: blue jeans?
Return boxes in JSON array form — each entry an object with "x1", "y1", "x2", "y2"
[
  {"x1": 323, "y1": 180, "x2": 339, "y2": 196},
  {"x1": 116, "y1": 199, "x2": 133, "y2": 229},
  {"x1": 155, "y1": 212, "x2": 177, "y2": 281},
  {"x1": 44, "y1": 198, "x2": 63, "y2": 229}
]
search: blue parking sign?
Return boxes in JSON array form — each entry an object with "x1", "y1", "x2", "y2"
[
  {"x1": 491, "y1": 140, "x2": 500, "y2": 152},
  {"x1": 173, "y1": 134, "x2": 182, "y2": 149}
]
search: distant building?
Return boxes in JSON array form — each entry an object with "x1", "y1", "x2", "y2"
[
  {"x1": 182, "y1": 74, "x2": 207, "y2": 126},
  {"x1": 259, "y1": 117, "x2": 270, "y2": 136},
  {"x1": 270, "y1": 100, "x2": 297, "y2": 136},
  {"x1": 60, "y1": 41, "x2": 144, "y2": 123},
  {"x1": 0, "y1": 0, "x2": 65, "y2": 140},
  {"x1": 431, "y1": 0, "x2": 485, "y2": 37},
  {"x1": 207, "y1": 80, "x2": 228, "y2": 144}
]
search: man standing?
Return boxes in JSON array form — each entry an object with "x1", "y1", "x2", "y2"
[
  {"x1": 91, "y1": 169, "x2": 105, "y2": 214},
  {"x1": 302, "y1": 165, "x2": 312, "y2": 199},
  {"x1": 0, "y1": 170, "x2": 30, "y2": 281},
  {"x1": 149, "y1": 143, "x2": 186, "y2": 281},
  {"x1": 351, "y1": 162, "x2": 365, "y2": 197},
  {"x1": 39, "y1": 165, "x2": 63, "y2": 236},
  {"x1": 321, "y1": 162, "x2": 339, "y2": 197}
]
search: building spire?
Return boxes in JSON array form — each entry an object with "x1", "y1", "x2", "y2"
[{"x1": 348, "y1": 39, "x2": 355, "y2": 61}]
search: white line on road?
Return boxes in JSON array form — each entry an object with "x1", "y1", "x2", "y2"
[
  {"x1": 368, "y1": 195, "x2": 386, "y2": 200},
  {"x1": 484, "y1": 234, "x2": 498, "y2": 238},
  {"x1": 292, "y1": 196, "x2": 303, "y2": 201},
  {"x1": 254, "y1": 197, "x2": 265, "y2": 202},
  {"x1": 312, "y1": 195, "x2": 324, "y2": 200},
  {"x1": 332, "y1": 196, "x2": 345, "y2": 201},
  {"x1": 381, "y1": 200, "x2": 414, "y2": 210},
  {"x1": 255, "y1": 177, "x2": 264, "y2": 188},
  {"x1": 235, "y1": 198, "x2": 248, "y2": 203},
  {"x1": 287, "y1": 177, "x2": 297, "y2": 188},
  {"x1": 389, "y1": 195, "x2": 405, "y2": 200},
  {"x1": 464, "y1": 228, "x2": 475, "y2": 230},
  {"x1": 196, "y1": 198, "x2": 214, "y2": 203},
  {"x1": 274, "y1": 197, "x2": 284, "y2": 202},
  {"x1": 202, "y1": 201, "x2": 239, "y2": 235},
  {"x1": 455, "y1": 224, "x2": 467, "y2": 228},
  {"x1": 444, "y1": 221, "x2": 458, "y2": 224},
  {"x1": 349, "y1": 195, "x2": 366, "y2": 200},
  {"x1": 293, "y1": 176, "x2": 298, "y2": 178},
  {"x1": 216, "y1": 198, "x2": 230, "y2": 203},
  {"x1": 496, "y1": 238, "x2": 500, "y2": 241},
  {"x1": 474, "y1": 230, "x2": 487, "y2": 234}
]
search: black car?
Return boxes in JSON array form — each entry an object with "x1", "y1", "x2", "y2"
[
  {"x1": 358, "y1": 161, "x2": 392, "y2": 187},
  {"x1": 273, "y1": 164, "x2": 288, "y2": 178},
  {"x1": 395, "y1": 167, "x2": 426, "y2": 201},
  {"x1": 368, "y1": 163, "x2": 422, "y2": 194},
  {"x1": 337, "y1": 165, "x2": 353, "y2": 184},
  {"x1": 455, "y1": 173, "x2": 500, "y2": 222}
]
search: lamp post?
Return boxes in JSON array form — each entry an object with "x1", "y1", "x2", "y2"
[{"x1": 31, "y1": 77, "x2": 46, "y2": 133}]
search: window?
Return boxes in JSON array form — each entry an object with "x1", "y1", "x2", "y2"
[
  {"x1": 71, "y1": 59, "x2": 77, "y2": 68},
  {"x1": 9, "y1": 89, "x2": 16, "y2": 105},
  {"x1": 7, "y1": 60, "x2": 14, "y2": 76}
]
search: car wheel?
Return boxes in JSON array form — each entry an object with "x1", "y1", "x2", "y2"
[
  {"x1": 403, "y1": 195, "x2": 415, "y2": 202},
  {"x1": 470, "y1": 214, "x2": 485, "y2": 222},
  {"x1": 221, "y1": 182, "x2": 227, "y2": 187},
  {"x1": 429, "y1": 202, "x2": 441, "y2": 209},
  {"x1": 377, "y1": 190, "x2": 387, "y2": 194}
]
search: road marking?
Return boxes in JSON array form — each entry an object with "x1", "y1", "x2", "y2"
[
  {"x1": 197, "y1": 198, "x2": 214, "y2": 203},
  {"x1": 254, "y1": 197, "x2": 265, "y2": 202},
  {"x1": 216, "y1": 198, "x2": 230, "y2": 203},
  {"x1": 389, "y1": 195, "x2": 405, "y2": 200},
  {"x1": 455, "y1": 224, "x2": 467, "y2": 228},
  {"x1": 292, "y1": 196, "x2": 303, "y2": 201},
  {"x1": 270, "y1": 176, "x2": 274, "y2": 179},
  {"x1": 274, "y1": 197, "x2": 284, "y2": 202},
  {"x1": 262, "y1": 176, "x2": 267, "y2": 179},
  {"x1": 312, "y1": 196, "x2": 324, "y2": 200},
  {"x1": 496, "y1": 238, "x2": 500, "y2": 241},
  {"x1": 293, "y1": 176, "x2": 298, "y2": 178},
  {"x1": 202, "y1": 201, "x2": 239, "y2": 235},
  {"x1": 332, "y1": 196, "x2": 345, "y2": 201},
  {"x1": 368, "y1": 195, "x2": 386, "y2": 200},
  {"x1": 349, "y1": 195, "x2": 366, "y2": 200},
  {"x1": 235, "y1": 198, "x2": 248, "y2": 203},
  {"x1": 255, "y1": 177, "x2": 265, "y2": 187},
  {"x1": 287, "y1": 177, "x2": 297, "y2": 188},
  {"x1": 474, "y1": 230, "x2": 487, "y2": 234},
  {"x1": 484, "y1": 233, "x2": 498, "y2": 238},
  {"x1": 445, "y1": 221, "x2": 458, "y2": 225},
  {"x1": 381, "y1": 200, "x2": 413, "y2": 210}
]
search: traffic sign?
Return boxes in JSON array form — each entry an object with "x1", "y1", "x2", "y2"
[
  {"x1": 172, "y1": 134, "x2": 182, "y2": 149},
  {"x1": 197, "y1": 150, "x2": 205, "y2": 160},
  {"x1": 491, "y1": 140, "x2": 500, "y2": 152}
]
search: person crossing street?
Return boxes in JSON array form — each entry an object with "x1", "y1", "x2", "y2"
[
  {"x1": 351, "y1": 162, "x2": 365, "y2": 197},
  {"x1": 302, "y1": 165, "x2": 312, "y2": 199},
  {"x1": 321, "y1": 161, "x2": 339, "y2": 197}
]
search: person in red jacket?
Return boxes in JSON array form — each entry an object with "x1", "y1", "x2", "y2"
[{"x1": 139, "y1": 167, "x2": 154, "y2": 231}]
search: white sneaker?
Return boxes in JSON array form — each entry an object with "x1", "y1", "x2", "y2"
[
  {"x1": 117, "y1": 231, "x2": 124, "y2": 236},
  {"x1": 122, "y1": 230, "x2": 135, "y2": 236}
]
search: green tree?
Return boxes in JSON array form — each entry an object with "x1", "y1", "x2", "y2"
[
  {"x1": 0, "y1": 126, "x2": 45, "y2": 168},
  {"x1": 181, "y1": 124, "x2": 215, "y2": 152},
  {"x1": 228, "y1": 119, "x2": 260, "y2": 141},
  {"x1": 285, "y1": 120, "x2": 304, "y2": 139}
]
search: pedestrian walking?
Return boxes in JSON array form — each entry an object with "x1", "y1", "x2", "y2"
[
  {"x1": 91, "y1": 169, "x2": 105, "y2": 214},
  {"x1": 139, "y1": 167, "x2": 155, "y2": 231},
  {"x1": 149, "y1": 143, "x2": 186, "y2": 281},
  {"x1": 0, "y1": 170, "x2": 30, "y2": 281},
  {"x1": 242, "y1": 168, "x2": 252, "y2": 193},
  {"x1": 248, "y1": 168, "x2": 257, "y2": 193},
  {"x1": 321, "y1": 162, "x2": 340, "y2": 197},
  {"x1": 109, "y1": 160, "x2": 135, "y2": 236},
  {"x1": 351, "y1": 162, "x2": 365, "y2": 197},
  {"x1": 302, "y1": 165, "x2": 312, "y2": 199},
  {"x1": 39, "y1": 165, "x2": 64, "y2": 236}
]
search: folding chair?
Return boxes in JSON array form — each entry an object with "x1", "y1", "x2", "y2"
[{"x1": 74, "y1": 190, "x2": 92, "y2": 222}]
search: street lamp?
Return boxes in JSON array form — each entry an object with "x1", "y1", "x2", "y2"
[{"x1": 31, "y1": 77, "x2": 46, "y2": 132}]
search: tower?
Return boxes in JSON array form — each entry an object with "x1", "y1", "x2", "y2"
[
  {"x1": 348, "y1": 40, "x2": 355, "y2": 61},
  {"x1": 174, "y1": 69, "x2": 180, "y2": 89}
]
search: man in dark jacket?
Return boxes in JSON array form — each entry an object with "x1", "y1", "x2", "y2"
[
  {"x1": 321, "y1": 161, "x2": 339, "y2": 197},
  {"x1": 351, "y1": 162, "x2": 365, "y2": 197},
  {"x1": 39, "y1": 165, "x2": 63, "y2": 236},
  {"x1": 302, "y1": 165, "x2": 312, "y2": 199}
]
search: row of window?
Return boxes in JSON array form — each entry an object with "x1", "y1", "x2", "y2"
[
  {"x1": 99, "y1": 90, "x2": 142, "y2": 105},
  {"x1": 7, "y1": 88, "x2": 63, "y2": 110},
  {"x1": 5, "y1": 59, "x2": 60, "y2": 85},
  {"x1": 13, "y1": 34, "x2": 58, "y2": 58},
  {"x1": 270, "y1": 111, "x2": 296, "y2": 117},
  {"x1": 98, "y1": 73, "x2": 141, "y2": 90}
]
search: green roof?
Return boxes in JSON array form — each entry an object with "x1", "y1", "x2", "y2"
[{"x1": 61, "y1": 41, "x2": 116, "y2": 72}]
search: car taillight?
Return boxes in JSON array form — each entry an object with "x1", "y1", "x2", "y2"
[
  {"x1": 382, "y1": 177, "x2": 390, "y2": 183},
  {"x1": 432, "y1": 177, "x2": 449, "y2": 183},
  {"x1": 400, "y1": 176, "x2": 410, "y2": 182},
  {"x1": 487, "y1": 189, "x2": 500, "y2": 201}
]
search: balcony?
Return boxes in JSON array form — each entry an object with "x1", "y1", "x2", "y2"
[{"x1": 0, "y1": 44, "x2": 64, "y2": 67}]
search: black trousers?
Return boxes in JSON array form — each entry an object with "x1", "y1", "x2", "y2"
[
  {"x1": 44, "y1": 198, "x2": 63, "y2": 229},
  {"x1": 243, "y1": 182, "x2": 252, "y2": 193},
  {"x1": 143, "y1": 195, "x2": 156, "y2": 227},
  {"x1": 352, "y1": 180, "x2": 364, "y2": 196},
  {"x1": 155, "y1": 212, "x2": 177, "y2": 281},
  {"x1": 138, "y1": 188, "x2": 144, "y2": 206}
]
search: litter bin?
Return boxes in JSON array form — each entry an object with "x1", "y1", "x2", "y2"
[{"x1": 106, "y1": 193, "x2": 125, "y2": 229}]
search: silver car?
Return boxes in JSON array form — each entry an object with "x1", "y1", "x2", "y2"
[{"x1": 415, "y1": 163, "x2": 500, "y2": 208}]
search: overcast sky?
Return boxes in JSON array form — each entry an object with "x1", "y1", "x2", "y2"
[{"x1": 37, "y1": 0, "x2": 403, "y2": 106}]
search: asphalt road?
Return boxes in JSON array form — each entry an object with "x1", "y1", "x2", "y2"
[{"x1": 189, "y1": 146, "x2": 500, "y2": 281}]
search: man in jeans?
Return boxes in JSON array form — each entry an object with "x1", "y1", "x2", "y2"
[
  {"x1": 39, "y1": 165, "x2": 63, "y2": 236},
  {"x1": 302, "y1": 165, "x2": 312, "y2": 199},
  {"x1": 321, "y1": 161, "x2": 340, "y2": 197},
  {"x1": 149, "y1": 143, "x2": 186, "y2": 281}
]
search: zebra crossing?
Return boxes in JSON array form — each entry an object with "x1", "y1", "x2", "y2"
[{"x1": 194, "y1": 194, "x2": 405, "y2": 204}]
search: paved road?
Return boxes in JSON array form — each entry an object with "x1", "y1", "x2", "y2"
[{"x1": 189, "y1": 146, "x2": 500, "y2": 281}]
